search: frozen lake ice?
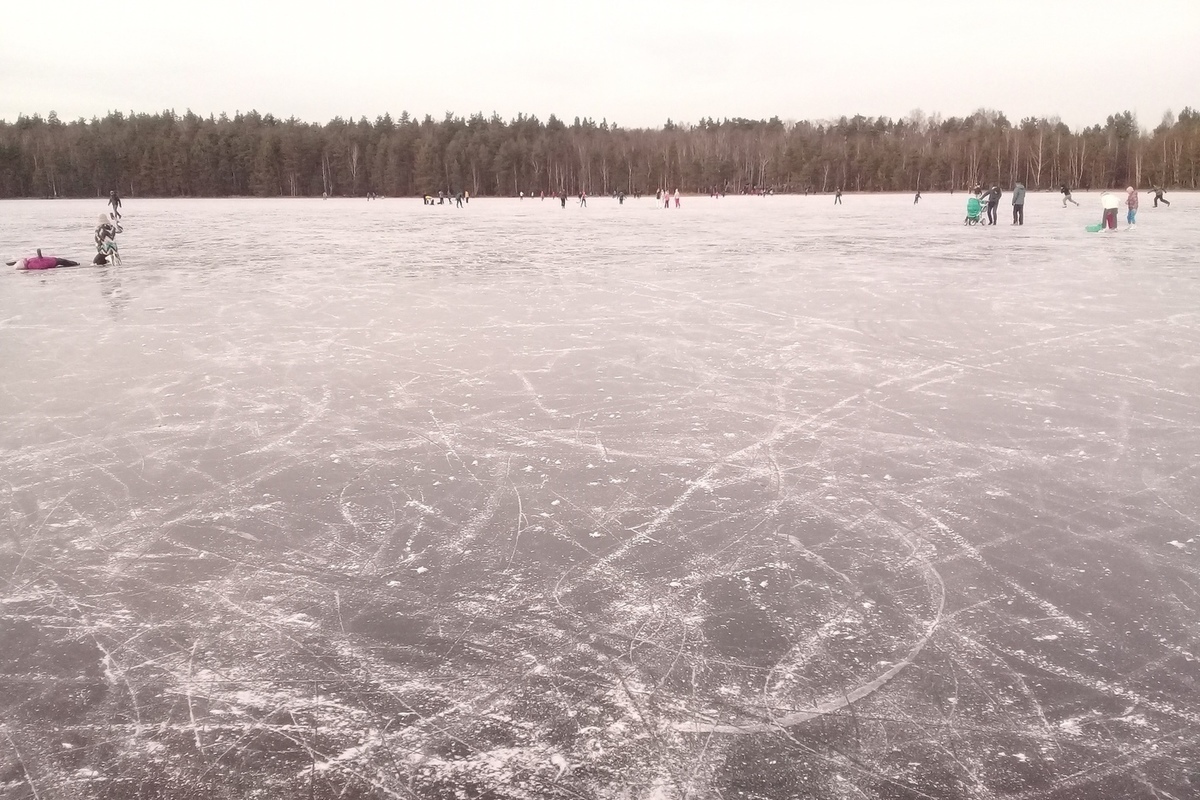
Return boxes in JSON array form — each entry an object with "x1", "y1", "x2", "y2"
[{"x1": 2, "y1": 193, "x2": 1199, "y2": 799}]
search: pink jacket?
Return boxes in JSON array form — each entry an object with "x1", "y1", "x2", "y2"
[{"x1": 21, "y1": 256, "x2": 59, "y2": 270}]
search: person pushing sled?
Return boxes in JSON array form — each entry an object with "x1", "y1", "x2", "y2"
[{"x1": 1086, "y1": 192, "x2": 1120, "y2": 232}]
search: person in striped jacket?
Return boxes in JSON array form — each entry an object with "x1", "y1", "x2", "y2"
[{"x1": 94, "y1": 214, "x2": 121, "y2": 265}]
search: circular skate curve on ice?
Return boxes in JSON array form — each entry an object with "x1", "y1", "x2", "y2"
[{"x1": 672, "y1": 529, "x2": 946, "y2": 734}]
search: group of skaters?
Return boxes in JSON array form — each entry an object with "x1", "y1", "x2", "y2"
[
  {"x1": 548, "y1": 191, "x2": 588, "y2": 207},
  {"x1": 956, "y1": 181, "x2": 1170, "y2": 230},
  {"x1": 509, "y1": 190, "x2": 588, "y2": 207},
  {"x1": 9, "y1": 191, "x2": 123, "y2": 270},
  {"x1": 421, "y1": 188, "x2": 687, "y2": 208},
  {"x1": 1095, "y1": 186, "x2": 1169, "y2": 231},
  {"x1": 1065, "y1": 182, "x2": 1172, "y2": 231},
  {"x1": 424, "y1": 190, "x2": 470, "y2": 206},
  {"x1": 413, "y1": 184, "x2": 1173, "y2": 227},
  {"x1": 1060, "y1": 184, "x2": 1169, "y2": 209}
]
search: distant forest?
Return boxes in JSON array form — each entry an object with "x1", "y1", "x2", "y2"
[{"x1": 1, "y1": 107, "x2": 1198, "y2": 198}]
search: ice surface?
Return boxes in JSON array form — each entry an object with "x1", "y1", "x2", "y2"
[{"x1": 2, "y1": 194, "x2": 1199, "y2": 798}]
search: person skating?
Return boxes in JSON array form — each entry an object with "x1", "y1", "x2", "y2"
[
  {"x1": 913, "y1": 190, "x2": 921, "y2": 204},
  {"x1": 1150, "y1": 186, "x2": 1170, "y2": 207},
  {"x1": 108, "y1": 190, "x2": 123, "y2": 220},
  {"x1": 1011, "y1": 182, "x2": 1026, "y2": 225},
  {"x1": 1126, "y1": 186, "x2": 1139, "y2": 227},
  {"x1": 834, "y1": 187, "x2": 842, "y2": 205},
  {"x1": 1061, "y1": 185, "x2": 1079, "y2": 207}
]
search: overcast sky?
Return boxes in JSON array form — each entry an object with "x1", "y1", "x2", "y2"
[{"x1": 4, "y1": 0, "x2": 1198, "y2": 130}]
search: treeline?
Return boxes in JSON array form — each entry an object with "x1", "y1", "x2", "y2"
[{"x1": 1, "y1": 107, "x2": 1199, "y2": 198}]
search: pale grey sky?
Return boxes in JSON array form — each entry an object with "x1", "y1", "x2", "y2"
[{"x1": 3, "y1": 0, "x2": 1198, "y2": 130}]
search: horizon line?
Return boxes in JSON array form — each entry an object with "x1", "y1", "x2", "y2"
[{"x1": 2, "y1": 105, "x2": 1190, "y2": 134}]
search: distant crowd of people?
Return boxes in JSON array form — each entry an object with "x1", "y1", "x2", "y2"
[
  {"x1": 416, "y1": 187, "x2": 695, "y2": 208},
  {"x1": 423, "y1": 190, "x2": 470, "y2": 206},
  {"x1": 407, "y1": 183, "x2": 1176, "y2": 231},
  {"x1": 349, "y1": 183, "x2": 1176, "y2": 224}
]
